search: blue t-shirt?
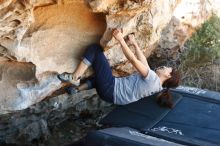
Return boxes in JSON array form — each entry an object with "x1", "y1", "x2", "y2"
[{"x1": 113, "y1": 69, "x2": 163, "y2": 105}]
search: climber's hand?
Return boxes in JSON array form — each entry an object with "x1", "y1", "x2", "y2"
[
  {"x1": 128, "y1": 34, "x2": 137, "y2": 45},
  {"x1": 113, "y1": 28, "x2": 124, "y2": 41}
]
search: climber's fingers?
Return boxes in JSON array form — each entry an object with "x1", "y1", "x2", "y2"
[{"x1": 113, "y1": 28, "x2": 124, "y2": 41}]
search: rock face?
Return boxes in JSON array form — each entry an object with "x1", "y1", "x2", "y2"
[
  {"x1": 1, "y1": 0, "x2": 106, "y2": 75},
  {"x1": 90, "y1": 0, "x2": 220, "y2": 71},
  {"x1": 0, "y1": 61, "x2": 63, "y2": 114},
  {"x1": 0, "y1": 0, "x2": 106, "y2": 114},
  {"x1": 0, "y1": 61, "x2": 35, "y2": 114},
  {"x1": 0, "y1": 0, "x2": 219, "y2": 145},
  {"x1": 0, "y1": 89, "x2": 112, "y2": 145}
]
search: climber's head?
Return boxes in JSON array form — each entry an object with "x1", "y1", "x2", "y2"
[
  {"x1": 155, "y1": 66, "x2": 181, "y2": 108},
  {"x1": 155, "y1": 66, "x2": 181, "y2": 88}
]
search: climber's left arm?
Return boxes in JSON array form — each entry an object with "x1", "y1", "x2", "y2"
[{"x1": 113, "y1": 29, "x2": 149, "y2": 78}]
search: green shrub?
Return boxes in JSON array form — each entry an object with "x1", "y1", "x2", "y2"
[{"x1": 181, "y1": 14, "x2": 220, "y2": 70}]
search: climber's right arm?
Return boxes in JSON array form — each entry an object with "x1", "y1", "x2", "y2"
[
  {"x1": 113, "y1": 29, "x2": 149, "y2": 78},
  {"x1": 128, "y1": 34, "x2": 149, "y2": 68}
]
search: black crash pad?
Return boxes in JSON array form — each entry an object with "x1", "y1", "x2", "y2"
[
  {"x1": 100, "y1": 92, "x2": 182, "y2": 132},
  {"x1": 85, "y1": 127, "x2": 180, "y2": 146},
  {"x1": 98, "y1": 87, "x2": 220, "y2": 146}
]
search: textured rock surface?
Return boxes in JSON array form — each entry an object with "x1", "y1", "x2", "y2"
[
  {"x1": 0, "y1": 0, "x2": 106, "y2": 114},
  {"x1": 91, "y1": 0, "x2": 220, "y2": 73},
  {"x1": 0, "y1": 89, "x2": 113, "y2": 145},
  {"x1": 1, "y1": 0, "x2": 106, "y2": 75},
  {"x1": 0, "y1": 0, "x2": 219, "y2": 144},
  {"x1": 150, "y1": 0, "x2": 220, "y2": 68},
  {"x1": 1, "y1": 0, "x2": 219, "y2": 76},
  {"x1": 0, "y1": 61, "x2": 63, "y2": 114},
  {"x1": 0, "y1": 61, "x2": 35, "y2": 114}
]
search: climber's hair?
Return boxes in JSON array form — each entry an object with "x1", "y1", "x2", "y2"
[{"x1": 156, "y1": 69, "x2": 181, "y2": 108}]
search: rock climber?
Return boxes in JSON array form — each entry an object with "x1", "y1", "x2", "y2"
[{"x1": 58, "y1": 29, "x2": 181, "y2": 108}]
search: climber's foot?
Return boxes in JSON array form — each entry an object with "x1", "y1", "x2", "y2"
[{"x1": 57, "y1": 72, "x2": 80, "y2": 86}]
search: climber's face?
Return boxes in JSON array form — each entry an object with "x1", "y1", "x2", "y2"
[{"x1": 155, "y1": 66, "x2": 172, "y2": 79}]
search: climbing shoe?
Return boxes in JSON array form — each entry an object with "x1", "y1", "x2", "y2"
[{"x1": 57, "y1": 72, "x2": 80, "y2": 86}]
